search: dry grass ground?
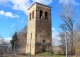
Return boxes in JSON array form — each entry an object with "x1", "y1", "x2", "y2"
[
  {"x1": 2, "y1": 54, "x2": 80, "y2": 57},
  {"x1": 1, "y1": 52, "x2": 65, "y2": 57},
  {"x1": 2, "y1": 52, "x2": 80, "y2": 57}
]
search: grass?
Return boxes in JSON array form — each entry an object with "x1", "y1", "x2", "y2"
[
  {"x1": 1, "y1": 52, "x2": 65, "y2": 57},
  {"x1": 36, "y1": 52, "x2": 65, "y2": 57}
]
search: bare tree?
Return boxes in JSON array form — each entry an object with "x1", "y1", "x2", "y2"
[
  {"x1": 59, "y1": 3, "x2": 78, "y2": 55},
  {"x1": 0, "y1": 38, "x2": 3, "y2": 57},
  {"x1": 17, "y1": 25, "x2": 27, "y2": 54},
  {"x1": 10, "y1": 25, "x2": 27, "y2": 54},
  {"x1": 0, "y1": 38, "x2": 10, "y2": 57},
  {"x1": 73, "y1": 22, "x2": 80, "y2": 56},
  {"x1": 76, "y1": 22, "x2": 80, "y2": 32},
  {"x1": 59, "y1": 32, "x2": 66, "y2": 54}
]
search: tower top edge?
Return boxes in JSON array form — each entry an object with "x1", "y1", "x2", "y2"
[{"x1": 28, "y1": 2, "x2": 52, "y2": 10}]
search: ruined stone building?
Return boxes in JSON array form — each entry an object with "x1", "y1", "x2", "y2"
[{"x1": 26, "y1": 2, "x2": 52, "y2": 55}]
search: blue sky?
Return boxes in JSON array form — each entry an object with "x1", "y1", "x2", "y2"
[{"x1": 0, "y1": 0, "x2": 80, "y2": 45}]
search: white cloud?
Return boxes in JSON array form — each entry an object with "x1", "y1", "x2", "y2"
[
  {"x1": 11, "y1": 24, "x2": 15, "y2": 27},
  {"x1": 52, "y1": 27, "x2": 58, "y2": 39},
  {"x1": 19, "y1": 20, "x2": 25, "y2": 23},
  {"x1": 52, "y1": 27, "x2": 55, "y2": 31},
  {"x1": 52, "y1": 31, "x2": 61, "y2": 46},
  {"x1": 11, "y1": 0, "x2": 31, "y2": 15},
  {"x1": 0, "y1": 0, "x2": 12, "y2": 7},
  {"x1": 53, "y1": 37, "x2": 61, "y2": 46},
  {"x1": 11, "y1": 0, "x2": 52, "y2": 15},
  {"x1": 4, "y1": 38, "x2": 11, "y2": 42},
  {"x1": 0, "y1": 38, "x2": 11, "y2": 43},
  {"x1": 0, "y1": 10, "x2": 19, "y2": 18},
  {"x1": 52, "y1": 27, "x2": 62, "y2": 46},
  {"x1": 59, "y1": 0, "x2": 80, "y2": 5},
  {"x1": 52, "y1": 32, "x2": 57, "y2": 39},
  {"x1": 0, "y1": 0, "x2": 9, "y2": 3},
  {"x1": 0, "y1": 0, "x2": 52, "y2": 15}
]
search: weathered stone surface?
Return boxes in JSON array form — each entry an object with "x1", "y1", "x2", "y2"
[{"x1": 26, "y1": 2, "x2": 52, "y2": 55}]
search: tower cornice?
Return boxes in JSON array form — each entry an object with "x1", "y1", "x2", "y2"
[{"x1": 28, "y1": 2, "x2": 52, "y2": 10}]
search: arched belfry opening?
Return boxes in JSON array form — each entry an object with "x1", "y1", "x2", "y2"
[
  {"x1": 29, "y1": 13, "x2": 31, "y2": 20},
  {"x1": 32, "y1": 11, "x2": 34, "y2": 19},
  {"x1": 45, "y1": 11, "x2": 48, "y2": 19},
  {"x1": 40, "y1": 10, "x2": 43, "y2": 19},
  {"x1": 27, "y1": 2, "x2": 52, "y2": 55}
]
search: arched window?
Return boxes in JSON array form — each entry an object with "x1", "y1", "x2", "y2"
[
  {"x1": 40, "y1": 10, "x2": 43, "y2": 19},
  {"x1": 45, "y1": 11, "x2": 48, "y2": 19},
  {"x1": 32, "y1": 11, "x2": 34, "y2": 19},
  {"x1": 29, "y1": 13, "x2": 31, "y2": 20}
]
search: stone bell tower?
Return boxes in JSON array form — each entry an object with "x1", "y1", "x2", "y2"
[{"x1": 26, "y1": 2, "x2": 52, "y2": 55}]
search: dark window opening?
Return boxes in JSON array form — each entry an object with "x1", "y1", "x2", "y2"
[
  {"x1": 43, "y1": 40, "x2": 45, "y2": 43},
  {"x1": 40, "y1": 10, "x2": 43, "y2": 19},
  {"x1": 45, "y1": 11, "x2": 48, "y2": 19},
  {"x1": 31, "y1": 33, "x2": 32, "y2": 39},
  {"x1": 30, "y1": 13, "x2": 31, "y2": 20},
  {"x1": 32, "y1": 11, "x2": 34, "y2": 19}
]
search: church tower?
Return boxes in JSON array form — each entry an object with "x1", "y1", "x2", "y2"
[{"x1": 26, "y1": 2, "x2": 52, "y2": 55}]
